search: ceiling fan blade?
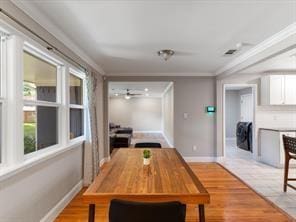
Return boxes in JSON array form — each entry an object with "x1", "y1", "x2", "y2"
[{"x1": 129, "y1": 93, "x2": 142, "y2": 96}]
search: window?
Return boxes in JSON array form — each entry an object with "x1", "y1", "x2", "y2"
[
  {"x1": 0, "y1": 26, "x2": 87, "y2": 173},
  {"x1": 23, "y1": 51, "x2": 57, "y2": 102},
  {"x1": 23, "y1": 50, "x2": 60, "y2": 154},
  {"x1": 69, "y1": 72, "x2": 84, "y2": 139}
]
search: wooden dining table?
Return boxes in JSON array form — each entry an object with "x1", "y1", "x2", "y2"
[{"x1": 83, "y1": 148, "x2": 210, "y2": 222}]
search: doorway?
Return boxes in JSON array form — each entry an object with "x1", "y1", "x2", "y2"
[
  {"x1": 223, "y1": 84, "x2": 257, "y2": 159},
  {"x1": 107, "y1": 81, "x2": 174, "y2": 155}
]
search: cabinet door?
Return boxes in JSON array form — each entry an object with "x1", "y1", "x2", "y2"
[
  {"x1": 270, "y1": 75, "x2": 285, "y2": 105},
  {"x1": 285, "y1": 75, "x2": 296, "y2": 105}
]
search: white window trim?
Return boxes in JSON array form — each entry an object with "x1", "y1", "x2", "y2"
[
  {"x1": 23, "y1": 45, "x2": 63, "y2": 156},
  {"x1": 0, "y1": 19, "x2": 87, "y2": 176},
  {"x1": 69, "y1": 68, "x2": 87, "y2": 142},
  {"x1": 0, "y1": 139, "x2": 84, "y2": 182}
]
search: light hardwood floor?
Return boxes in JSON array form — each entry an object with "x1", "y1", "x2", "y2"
[{"x1": 55, "y1": 163, "x2": 294, "y2": 222}]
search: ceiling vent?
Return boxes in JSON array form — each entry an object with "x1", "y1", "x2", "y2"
[{"x1": 224, "y1": 49, "x2": 237, "y2": 56}]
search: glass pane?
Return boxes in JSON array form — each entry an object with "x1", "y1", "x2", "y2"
[
  {"x1": 24, "y1": 106, "x2": 58, "y2": 154},
  {"x1": 70, "y1": 74, "x2": 83, "y2": 105},
  {"x1": 23, "y1": 51, "x2": 57, "y2": 102},
  {"x1": 70, "y1": 108, "x2": 83, "y2": 139}
]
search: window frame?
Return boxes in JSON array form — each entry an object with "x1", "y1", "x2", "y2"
[
  {"x1": 68, "y1": 68, "x2": 86, "y2": 143},
  {"x1": 23, "y1": 44, "x2": 64, "y2": 158},
  {"x1": 0, "y1": 20, "x2": 87, "y2": 179},
  {"x1": 0, "y1": 34, "x2": 8, "y2": 166}
]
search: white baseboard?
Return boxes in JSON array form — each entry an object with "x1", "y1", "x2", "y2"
[
  {"x1": 215, "y1": 156, "x2": 225, "y2": 162},
  {"x1": 161, "y1": 132, "x2": 173, "y2": 148},
  {"x1": 40, "y1": 180, "x2": 83, "y2": 222},
  {"x1": 99, "y1": 156, "x2": 111, "y2": 167},
  {"x1": 183, "y1": 156, "x2": 217, "y2": 162},
  {"x1": 133, "y1": 130, "x2": 163, "y2": 133}
]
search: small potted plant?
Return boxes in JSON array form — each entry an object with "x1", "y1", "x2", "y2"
[{"x1": 143, "y1": 149, "x2": 151, "y2": 165}]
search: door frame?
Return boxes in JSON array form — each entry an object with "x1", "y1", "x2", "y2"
[{"x1": 223, "y1": 84, "x2": 258, "y2": 159}]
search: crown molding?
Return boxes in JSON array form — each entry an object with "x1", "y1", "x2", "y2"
[
  {"x1": 107, "y1": 72, "x2": 214, "y2": 76},
  {"x1": 10, "y1": 0, "x2": 105, "y2": 75},
  {"x1": 216, "y1": 22, "x2": 296, "y2": 76}
]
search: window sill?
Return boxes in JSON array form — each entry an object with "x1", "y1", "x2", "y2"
[{"x1": 0, "y1": 139, "x2": 85, "y2": 182}]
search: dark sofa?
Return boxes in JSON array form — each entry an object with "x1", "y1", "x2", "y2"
[{"x1": 109, "y1": 123, "x2": 133, "y2": 154}]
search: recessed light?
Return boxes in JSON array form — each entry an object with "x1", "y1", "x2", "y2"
[
  {"x1": 144, "y1": 88, "x2": 149, "y2": 92},
  {"x1": 145, "y1": 93, "x2": 149, "y2": 97},
  {"x1": 115, "y1": 93, "x2": 119, "y2": 96}
]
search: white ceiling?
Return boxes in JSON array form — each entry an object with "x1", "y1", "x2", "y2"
[
  {"x1": 109, "y1": 82, "x2": 171, "y2": 97},
  {"x1": 14, "y1": 0, "x2": 296, "y2": 75}
]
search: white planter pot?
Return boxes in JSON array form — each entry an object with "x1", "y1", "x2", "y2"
[{"x1": 143, "y1": 158, "x2": 151, "y2": 165}]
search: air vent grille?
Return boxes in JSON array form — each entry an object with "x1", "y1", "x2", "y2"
[{"x1": 224, "y1": 49, "x2": 237, "y2": 55}]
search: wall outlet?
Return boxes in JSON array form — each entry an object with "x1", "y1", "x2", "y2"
[{"x1": 193, "y1": 145, "x2": 197, "y2": 151}]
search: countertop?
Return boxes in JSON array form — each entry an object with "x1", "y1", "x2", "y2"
[{"x1": 260, "y1": 128, "x2": 296, "y2": 132}]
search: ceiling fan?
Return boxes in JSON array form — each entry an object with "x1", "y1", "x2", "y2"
[{"x1": 115, "y1": 89, "x2": 143, "y2": 99}]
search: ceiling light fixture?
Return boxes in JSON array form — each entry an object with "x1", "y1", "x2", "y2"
[
  {"x1": 125, "y1": 95, "x2": 131, "y2": 100},
  {"x1": 144, "y1": 88, "x2": 149, "y2": 92},
  {"x1": 157, "y1": 49, "x2": 174, "y2": 61},
  {"x1": 115, "y1": 93, "x2": 119, "y2": 96}
]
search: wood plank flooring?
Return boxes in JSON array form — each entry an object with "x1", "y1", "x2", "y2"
[{"x1": 55, "y1": 163, "x2": 294, "y2": 222}]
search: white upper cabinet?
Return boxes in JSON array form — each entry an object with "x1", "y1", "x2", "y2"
[
  {"x1": 261, "y1": 75, "x2": 296, "y2": 105},
  {"x1": 285, "y1": 75, "x2": 296, "y2": 105}
]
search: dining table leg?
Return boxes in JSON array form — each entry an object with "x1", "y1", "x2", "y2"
[
  {"x1": 198, "y1": 204, "x2": 205, "y2": 222},
  {"x1": 88, "y1": 204, "x2": 95, "y2": 222}
]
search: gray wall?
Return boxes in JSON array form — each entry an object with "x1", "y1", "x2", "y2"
[
  {"x1": 162, "y1": 84, "x2": 174, "y2": 146},
  {"x1": 0, "y1": 1, "x2": 104, "y2": 220},
  {"x1": 0, "y1": 146, "x2": 83, "y2": 222},
  {"x1": 104, "y1": 76, "x2": 216, "y2": 157},
  {"x1": 225, "y1": 90, "x2": 240, "y2": 138},
  {"x1": 109, "y1": 97, "x2": 162, "y2": 131}
]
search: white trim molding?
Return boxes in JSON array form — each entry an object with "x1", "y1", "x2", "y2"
[
  {"x1": 133, "y1": 130, "x2": 163, "y2": 133},
  {"x1": 40, "y1": 180, "x2": 83, "y2": 222},
  {"x1": 107, "y1": 72, "x2": 214, "y2": 77},
  {"x1": 161, "y1": 82, "x2": 174, "y2": 98},
  {"x1": 162, "y1": 132, "x2": 174, "y2": 148},
  {"x1": 216, "y1": 22, "x2": 296, "y2": 76},
  {"x1": 99, "y1": 156, "x2": 111, "y2": 167}
]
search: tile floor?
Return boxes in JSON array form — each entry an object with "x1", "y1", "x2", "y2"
[{"x1": 219, "y1": 139, "x2": 296, "y2": 218}]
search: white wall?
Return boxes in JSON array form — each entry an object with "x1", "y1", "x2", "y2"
[
  {"x1": 225, "y1": 90, "x2": 240, "y2": 138},
  {"x1": 109, "y1": 97, "x2": 162, "y2": 131},
  {"x1": 162, "y1": 84, "x2": 174, "y2": 146},
  {"x1": 256, "y1": 107, "x2": 296, "y2": 129},
  {"x1": 0, "y1": 146, "x2": 83, "y2": 222}
]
